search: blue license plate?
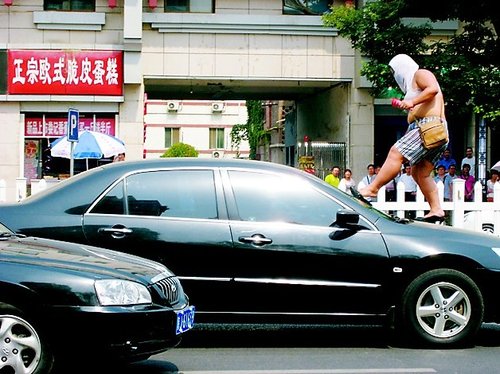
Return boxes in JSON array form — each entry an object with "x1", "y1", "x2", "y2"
[{"x1": 175, "y1": 305, "x2": 195, "y2": 335}]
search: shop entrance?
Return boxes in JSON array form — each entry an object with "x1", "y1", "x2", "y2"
[{"x1": 23, "y1": 113, "x2": 117, "y2": 185}]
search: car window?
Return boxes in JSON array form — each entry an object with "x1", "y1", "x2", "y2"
[
  {"x1": 91, "y1": 181, "x2": 125, "y2": 215},
  {"x1": 228, "y1": 170, "x2": 343, "y2": 226},
  {"x1": 91, "y1": 170, "x2": 218, "y2": 219}
]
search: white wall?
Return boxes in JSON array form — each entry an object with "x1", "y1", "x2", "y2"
[{"x1": 144, "y1": 100, "x2": 249, "y2": 158}]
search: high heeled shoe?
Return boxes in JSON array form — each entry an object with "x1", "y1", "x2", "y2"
[{"x1": 415, "y1": 215, "x2": 445, "y2": 223}]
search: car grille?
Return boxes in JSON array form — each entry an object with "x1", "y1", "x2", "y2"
[{"x1": 153, "y1": 276, "x2": 181, "y2": 305}]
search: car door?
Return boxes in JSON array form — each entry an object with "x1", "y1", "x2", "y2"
[
  {"x1": 222, "y1": 168, "x2": 391, "y2": 317},
  {"x1": 82, "y1": 168, "x2": 234, "y2": 310}
]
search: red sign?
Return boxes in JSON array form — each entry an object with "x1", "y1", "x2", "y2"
[
  {"x1": 8, "y1": 50, "x2": 123, "y2": 96},
  {"x1": 25, "y1": 117, "x2": 116, "y2": 137}
]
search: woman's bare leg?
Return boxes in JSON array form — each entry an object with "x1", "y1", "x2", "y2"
[
  {"x1": 412, "y1": 159, "x2": 445, "y2": 218},
  {"x1": 359, "y1": 145, "x2": 405, "y2": 197}
]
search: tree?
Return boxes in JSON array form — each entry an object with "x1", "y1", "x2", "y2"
[
  {"x1": 404, "y1": 0, "x2": 498, "y2": 45},
  {"x1": 230, "y1": 100, "x2": 267, "y2": 159},
  {"x1": 322, "y1": 0, "x2": 499, "y2": 124},
  {"x1": 161, "y1": 142, "x2": 198, "y2": 158}
]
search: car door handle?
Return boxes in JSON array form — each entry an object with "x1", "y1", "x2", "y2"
[
  {"x1": 98, "y1": 227, "x2": 133, "y2": 234},
  {"x1": 238, "y1": 235, "x2": 272, "y2": 245},
  {"x1": 98, "y1": 227, "x2": 132, "y2": 239}
]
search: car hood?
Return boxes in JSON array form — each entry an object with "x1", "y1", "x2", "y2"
[
  {"x1": 0, "y1": 235, "x2": 174, "y2": 282},
  {"x1": 378, "y1": 219, "x2": 500, "y2": 269}
]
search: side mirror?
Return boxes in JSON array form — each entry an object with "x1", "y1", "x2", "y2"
[
  {"x1": 329, "y1": 210, "x2": 360, "y2": 240},
  {"x1": 333, "y1": 209, "x2": 359, "y2": 228}
]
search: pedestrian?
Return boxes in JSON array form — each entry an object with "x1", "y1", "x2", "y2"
[
  {"x1": 461, "y1": 146, "x2": 476, "y2": 177},
  {"x1": 459, "y1": 163, "x2": 475, "y2": 202},
  {"x1": 324, "y1": 166, "x2": 341, "y2": 188},
  {"x1": 436, "y1": 148, "x2": 457, "y2": 173},
  {"x1": 486, "y1": 169, "x2": 499, "y2": 202},
  {"x1": 338, "y1": 168, "x2": 356, "y2": 194},
  {"x1": 354, "y1": 54, "x2": 448, "y2": 222},
  {"x1": 113, "y1": 152, "x2": 125, "y2": 162},
  {"x1": 384, "y1": 173, "x2": 399, "y2": 202},
  {"x1": 399, "y1": 164, "x2": 417, "y2": 219},
  {"x1": 361, "y1": 163, "x2": 376, "y2": 187},
  {"x1": 433, "y1": 164, "x2": 450, "y2": 201},
  {"x1": 444, "y1": 163, "x2": 458, "y2": 201}
]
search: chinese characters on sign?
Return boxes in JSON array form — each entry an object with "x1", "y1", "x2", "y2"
[
  {"x1": 8, "y1": 50, "x2": 123, "y2": 96},
  {"x1": 25, "y1": 117, "x2": 116, "y2": 137}
]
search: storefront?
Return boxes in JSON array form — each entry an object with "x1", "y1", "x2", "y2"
[
  {"x1": 2, "y1": 48, "x2": 124, "y2": 188},
  {"x1": 24, "y1": 113, "x2": 117, "y2": 183}
]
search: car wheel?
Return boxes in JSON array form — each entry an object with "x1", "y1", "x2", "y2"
[
  {"x1": 0, "y1": 305, "x2": 53, "y2": 374},
  {"x1": 401, "y1": 269, "x2": 484, "y2": 347}
]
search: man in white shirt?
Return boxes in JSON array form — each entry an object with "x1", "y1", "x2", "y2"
[
  {"x1": 363, "y1": 163, "x2": 376, "y2": 186},
  {"x1": 399, "y1": 164, "x2": 417, "y2": 218},
  {"x1": 461, "y1": 147, "x2": 476, "y2": 177}
]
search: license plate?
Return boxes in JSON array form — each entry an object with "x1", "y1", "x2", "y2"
[{"x1": 175, "y1": 305, "x2": 195, "y2": 335}]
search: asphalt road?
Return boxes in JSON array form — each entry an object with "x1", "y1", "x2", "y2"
[{"x1": 114, "y1": 323, "x2": 500, "y2": 374}]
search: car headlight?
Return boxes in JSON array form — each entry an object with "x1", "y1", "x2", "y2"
[{"x1": 95, "y1": 279, "x2": 152, "y2": 306}]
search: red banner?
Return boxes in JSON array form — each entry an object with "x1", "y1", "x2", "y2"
[
  {"x1": 25, "y1": 117, "x2": 116, "y2": 137},
  {"x1": 8, "y1": 50, "x2": 123, "y2": 96}
]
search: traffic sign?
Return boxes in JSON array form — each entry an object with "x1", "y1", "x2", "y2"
[{"x1": 67, "y1": 108, "x2": 79, "y2": 142}]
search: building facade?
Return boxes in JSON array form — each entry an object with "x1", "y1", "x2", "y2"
[
  {"x1": 144, "y1": 99, "x2": 249, "y2": 159},
  {"x1": 1, "y1": 0, "x2": 479, "y2": 203}
]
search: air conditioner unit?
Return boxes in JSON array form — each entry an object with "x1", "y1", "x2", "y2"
[
  {"x1": 212, "y1": 150, "x2": 224, "y2": 158},
  {"x1": 167, "y1": 101, "x2": 180, "y2": 112},
  {"x1": 211, "y1": 102, "x2": 224, "y2": 112}
]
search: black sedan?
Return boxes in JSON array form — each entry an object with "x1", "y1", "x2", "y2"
[
  {"x1": 1, "y1": 158, "x2": 500, "y2": 347},
  {"x1": 0, "y1": 222, "x2": 194, "y2": 374}
]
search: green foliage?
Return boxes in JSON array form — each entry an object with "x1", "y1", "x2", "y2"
[
  {"x1": 322, "y1": 0, "x2": 431, "y2": 98},
  {"x1": 160, "y1": 142, "x2": 198, "y2": 158},
  {"x1": 323, "y1": 0, "x2": 430, "y2": 60},
  {"x1": 230, "y1": 100, "x2": 267, "y2": 159},
  {"x1": 322, "y1": 0, "x2": 499, "y2": 124}
]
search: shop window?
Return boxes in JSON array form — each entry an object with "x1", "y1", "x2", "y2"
[
  {"x1": 25, "y1": 113, "x2": 116, "y2": 180},
  {"x1": 165, "y1": 0, "x2": 213, "y2": 13},
  {"x1": 44, "y1": 0, "x2": 95, "y2": 11},
  {"x1": 283, "y1": 0, "x2": 332, "y2": 15},
  {"x1": 209, "y1": 128, "x2": 224, "y2": 149},
  {"x1": 165, "y1": 128, "x2": 180, "y2": 148}
]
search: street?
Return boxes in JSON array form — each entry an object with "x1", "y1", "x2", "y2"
[{"x1": 72, "y1": 323, "x2": 500, "y2": 374}]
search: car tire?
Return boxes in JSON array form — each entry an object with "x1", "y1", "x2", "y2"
[
  {"x1": 0, "y1": 304, "x2": 54, "y2": 374},
  {"x1": 400, "y1": 269, "x2": 484, "y2": 347}
]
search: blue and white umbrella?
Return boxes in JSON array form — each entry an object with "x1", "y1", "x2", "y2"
[{"x1": 50, "y1": 130, "x2": 125, "y2": 160}]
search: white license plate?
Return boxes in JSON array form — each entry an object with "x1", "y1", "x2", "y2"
[{"x1": 175, "y1": 305, "x2": 195, "y2": 335}]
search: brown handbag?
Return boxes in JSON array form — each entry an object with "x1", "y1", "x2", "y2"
[{"x1": 418, "y1": 108, "x2": 448, "y2": 150}]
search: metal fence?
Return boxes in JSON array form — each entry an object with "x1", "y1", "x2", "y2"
[{"x1": 297, "y1": 141, "x2": 346, "y2": 180}]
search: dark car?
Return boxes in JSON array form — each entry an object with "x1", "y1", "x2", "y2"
[
  {"x1": 0, "y1": 222, "x2": 194, "y2": 374},
  {"x1": 1, "y1": 158, "x2": 500, "y2": 347}
]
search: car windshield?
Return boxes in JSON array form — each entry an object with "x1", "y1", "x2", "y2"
[{"x1": 335, "y1": 188, "x2": 407, "y2": 223}]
